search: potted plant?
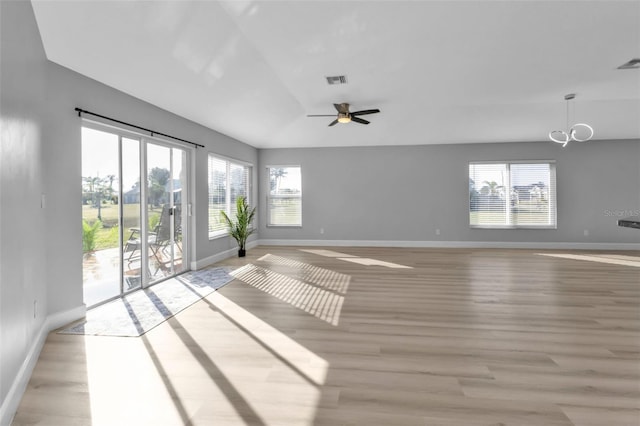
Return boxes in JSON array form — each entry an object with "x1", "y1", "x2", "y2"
[{"x1": 220, "y1": 196, "x2": 256, "y2": 257}]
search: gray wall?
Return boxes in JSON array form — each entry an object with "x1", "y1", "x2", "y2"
[
  {"x1": 0, "y1": 0, "x2": 256, "y2": 418},
  {"x1": 259, "y1": 140, "x2": 640, "y2": 245},
  {"x1": 1, "y1": 0, "x2": 48, "y2": 417}
]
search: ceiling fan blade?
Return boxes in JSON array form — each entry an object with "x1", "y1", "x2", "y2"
[
  {"x1": 334, "y1": 103, "x2": 349, "y2": 113},
  {"x1": 351, "y1": 109, "x2": 380, "y2": 116},
  {"x1": 351, "y1": 116, "x2": 370, "y2": 125},
  {"x1": 307, "y1": 114, "x2": 337, "y2": 117},
  {"x1": 328, "y1": 119, "x2": 339, "y2": 126}
]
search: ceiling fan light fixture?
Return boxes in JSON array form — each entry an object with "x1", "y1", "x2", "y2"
[
  {"x1": 307, "y1": 103, "x2": 379, "y2": 126},
  {"x1": 337, "y1": 113, "x2": 351, "y2": 123}
]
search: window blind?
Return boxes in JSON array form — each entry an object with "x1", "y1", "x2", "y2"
[
  {"x1": 469, "y1": 161, "x2": 556, "y2": 228},
  {"x1": 208, "y1": 155, "x2": 252, "y2": 237},
  {"x1": 229, "y1": 162, "x2": 249, "y2": 220}
]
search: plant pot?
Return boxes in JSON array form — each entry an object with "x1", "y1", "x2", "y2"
[{"x1": 238, "y1": 249, "x2": 246, "y2": 257}]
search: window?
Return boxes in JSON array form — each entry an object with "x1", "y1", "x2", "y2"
[
  {"x1": 267, "y1": 166, "x2": 302, "y2": 226},
  {"x1": 208, "y1": 154, "x2": 252, "y2": 238},
  {"x1": 469, "y1": 161, "x2": 556, "y2": 228}
]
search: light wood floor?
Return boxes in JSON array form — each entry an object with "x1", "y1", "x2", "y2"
[{"x1": 12, "y1": 246, "x2": 640, "y2": 425}]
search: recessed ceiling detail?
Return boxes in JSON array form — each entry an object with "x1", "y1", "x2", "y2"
[{"x1": 30, "y1": 1, "x2": 640, "y2": 148}]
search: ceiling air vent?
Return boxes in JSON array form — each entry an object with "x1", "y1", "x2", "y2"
[
  {"x1": 617, "y1": 58, "x2": 640, "y2": 69},
  {"x1": 326, "y1": 75, "x2": 348, "y2": 85}
]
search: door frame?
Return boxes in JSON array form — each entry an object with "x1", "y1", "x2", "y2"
[{"x1": 81, "y1": 119, "x2": 193, "y2": 306}]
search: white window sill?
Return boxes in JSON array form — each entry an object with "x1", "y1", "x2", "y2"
[{"x1": 209, "y1": 231, "x2": 227, "y2": 241}]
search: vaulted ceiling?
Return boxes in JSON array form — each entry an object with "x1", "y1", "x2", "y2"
[{"x1": 32, "y1": 1, "x2": 640, "y2": 148}]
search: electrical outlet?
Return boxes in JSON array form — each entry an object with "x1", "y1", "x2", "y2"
[
  {"x1": 435, "y1": 229, "x2": 441, "y2": 236},
  {"x1": 583, "y1": 229, "x2": 589, "y2": 236},
  {"x1": 320, "y1": 228, "x2": 325, "y2": 235}
]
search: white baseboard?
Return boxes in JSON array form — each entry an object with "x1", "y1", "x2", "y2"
[
  {"x1": 257, "y1": 239, "x2": 640, "y2": 251},
  {"x1": 192, "y1": 240, "x2": 260, "y2": 270},
  {"x1": 47, "y1": 304, "x2": 87, "y2": 331},
  {"x1": 0, "y1": 304, "x2": 86, "y2": 426},
  {"x1": 192, "y1": 247, "x2": 237, "y2": 269}
]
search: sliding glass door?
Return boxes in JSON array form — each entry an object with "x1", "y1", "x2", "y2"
[
  {"x1": 82, "y1": 127, "x2": 122, "y2": 304},
  {"x1": 145, "y1": 142, "x2": 187, "y2": 284},
  {"x1": 82, "y1": 124, "x2": 190, "y2": 307},
  {"x1": 121, "y1": 136, "x2": 143, "y2": 291}
]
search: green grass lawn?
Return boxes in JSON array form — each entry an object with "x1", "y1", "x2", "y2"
[
  {"x1": 470, "y1": 209, "x2": 551, "y2": 226},
  {"x1": 208, "y1": 203, "x2": 226, "y2": 233},
  {"x1": 83, "y1": 204, "x2": 161, "y2": 251},
  {"x1": 82, "y1": 203, "x2": 155, "y2": 227}
]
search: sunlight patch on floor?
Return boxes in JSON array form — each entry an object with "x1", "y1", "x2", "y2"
[
  {"x1": 301, "y1": 248, "x2": 413, "y2": 269},
  {"x1": 339, "y1": 257, "x2": 413, "y2": 269},
  {"x1": 86, "y1": 336, "x2": 189, "y2": 425},
  {"x1": 299, "y1": 249, "x2": 356, "y2": 258},
  {"x1": 207, "y1": 291, "x2": 330, "y2": 386},
  {"x1": 258, "y1": 253, "x2": 351, "y2": 293},
  {"x1": 84, "y1": 290, "x2": 329, "y2": 425},
  {"x1": 537, "y1": 253, "x2": 640, "y2": 268},
  {"x1": 230, "y1": 263, "x2": 347, "y2": 326}
]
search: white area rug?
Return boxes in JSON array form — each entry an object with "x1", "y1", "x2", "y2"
[{"x1": 59, "y1": 267, "x2": 234, "y2": 337}]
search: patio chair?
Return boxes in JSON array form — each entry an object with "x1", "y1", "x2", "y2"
[
  {"x1": 149, "y1": 205, "x2": 172, "y2": 271},
  {"x1": 174, "y1": 204, "x2": 182, "y2": 254},
  {"x1": 124, "y1": 205, "x2": 174, "y2": 272}
]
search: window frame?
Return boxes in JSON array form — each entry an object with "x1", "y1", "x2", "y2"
[
  {"x1": 266, "y1": 165, "x2": 302, "y2": 227},
  {"x1": 469, "y1": 160, "x2": 557, "y2": 230},
  {"x1": 208, "y1": 153, "x2": 253, "y2": 239}
]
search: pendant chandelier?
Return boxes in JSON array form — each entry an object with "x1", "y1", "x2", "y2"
[{"x1": 548, "y1": 93, "x2": 593, "y2": 147}]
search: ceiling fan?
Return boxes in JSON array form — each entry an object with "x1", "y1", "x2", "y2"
[{"x1": 307, "y1": 103, "x2": 380, "y2": 126}]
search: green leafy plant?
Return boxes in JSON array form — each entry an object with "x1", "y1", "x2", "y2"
[
  {"x1": 95, "y1": 225, "x2": 119, "y2": 250},
  {"x1": 82, "y1": 219, "x2": 102, "y2": 253},
  {"x1": 148, "y1": 212, "x2": 161, "y2": 231},
  {"x1": 220, "y1": 196, "x2": 256, "y2": 256}
]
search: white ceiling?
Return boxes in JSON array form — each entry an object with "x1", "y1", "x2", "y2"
[{"x1": 32, "y1": 1, "x2": 640, "y2": 149}]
